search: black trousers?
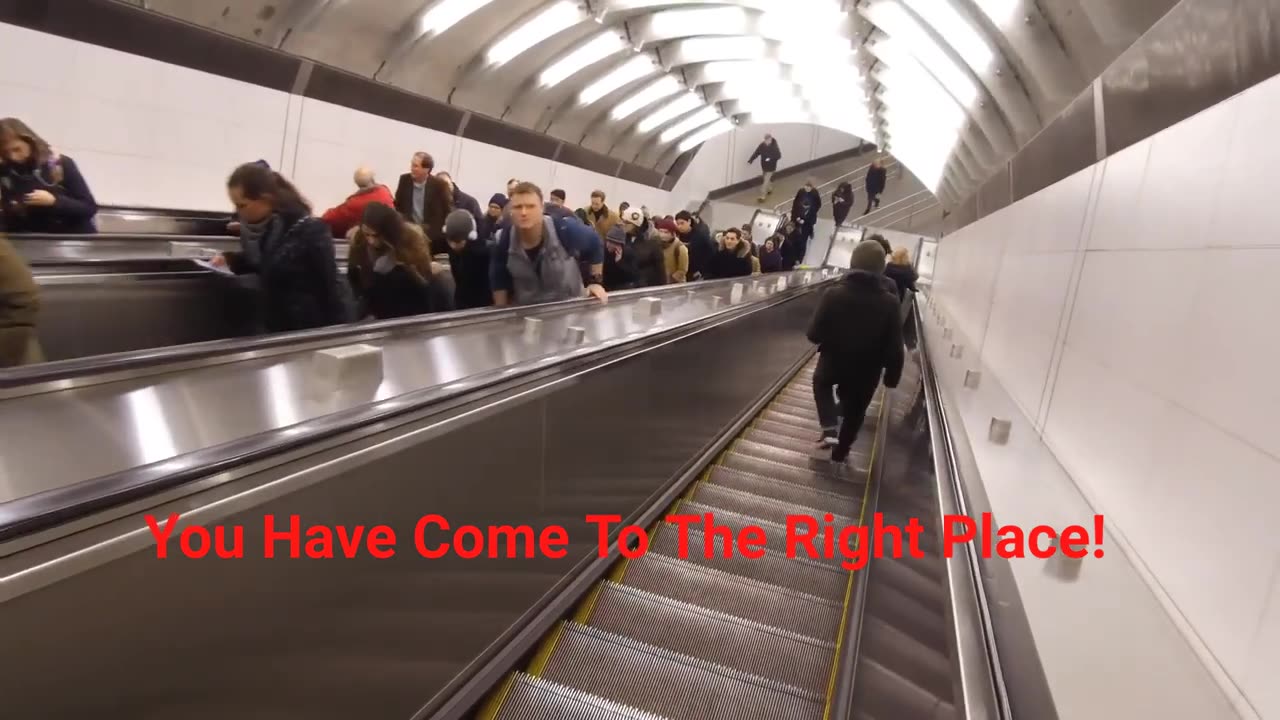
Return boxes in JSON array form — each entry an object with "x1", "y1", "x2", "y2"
[
  {"x1": 812, "y1": 354, "x2": 880, "y2": 458},
  {"x1": 864, "y1": 193, "x2": 882, "y2": 214}
]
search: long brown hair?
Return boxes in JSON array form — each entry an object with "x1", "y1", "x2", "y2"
[
  {"x1": 352, "y1": 202, "x2": 433, "y2": 283},
  {"x1": 227, "y1": 162, "x2": 311, "y2": 217},
  {"x1": 0, "y1": 118, "x2": 62, "y2": 183}
]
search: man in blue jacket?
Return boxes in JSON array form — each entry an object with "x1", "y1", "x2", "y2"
[{"x1": 490, "y1": 182, "x2": 607, "y2": 307}]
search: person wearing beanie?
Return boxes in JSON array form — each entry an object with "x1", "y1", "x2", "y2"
[
  {"x1": 479, "y1": 193, "x2": 507, "y2": 244},
  {"x1": 602, "y1": 223, "x2": 640, "y2": 290},
  {"x1": 443, "y1": 208, "x2": 492, "y2": 309},
  {"x1": 653, "y1": 217, "x2": 688, "y2": 283},
  {"x1": 806, "y1": 239, "x2": 905, "y2": 464}
]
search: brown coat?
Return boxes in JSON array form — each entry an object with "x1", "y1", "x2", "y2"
[
  {"x1": 0, "y1": 236, "x2": 43, "y2": 367},
  {"x1": 587, "y1": 206, "x2": 620, "y2": 242}
]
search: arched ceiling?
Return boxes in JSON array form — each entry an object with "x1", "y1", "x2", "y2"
[{"x1": 137, "y1": 0, "x2": 1177, "y2": 203}]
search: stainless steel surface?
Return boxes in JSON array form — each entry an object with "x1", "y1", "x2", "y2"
[
  {"x1": 12, "y1": 234, "x2": 350, "y2": 262},
  {"x1": 0, "y1": 291, "x2": 822, "y2": 719},
  {"x1": 0, "y1": 271, "x2": 830, "y2": 535},
  {"x1": 485, "y1": 362, "x2": 895, "y2": 720}
]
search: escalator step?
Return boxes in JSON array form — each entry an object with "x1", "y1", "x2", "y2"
[
  {"x1": 706, "y1": 465, "x2": 860, "y2": 506},
  {"x1": 741, "y1": 427, "x2": 822, "y2": 455},
  {"x1": 494, "y1": 673, "x2": 671, "y2": 720},
  {"x1": 668, "y1": 501, "x2": 844, "y2": 568},
  {"x1": 690, "y1": 483, "x2": 859, "y2": 531},
  {"x1": 851, "y1": 657, "x2": 956, "y2": 720},
  {"x1": 731, "y1": 439, "x2": 874, "y2": 480},
  {"x1": 583, "y1": 582, "x2": 835, "y2": 696},
  {"x1": 859, "y1": 615, "x2": 954, "y2": 702},
  {"x1": 866, "y1": 580, "x2": 948, "y2": 651},
  {"x1": 541, "y1": 622, "x2": 825, "y2": 720},
  {"x1": 720, "y1": 451, "x2": 869, "y2": 491},
  {"x1": 650, "y1": 528, "x2": 849, "y2": 600},
  {"x1": 617, "y1": 553, "x2": 842, "y2": 641},
  {"x1": 750, "y1": 418, "x2": 820, "y2": 443}
]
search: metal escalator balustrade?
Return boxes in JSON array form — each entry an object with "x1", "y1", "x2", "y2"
[{"x1": 477, "y1": 359, "x2": 885, "y2": 720}]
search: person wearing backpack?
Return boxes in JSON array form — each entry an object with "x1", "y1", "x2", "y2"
[{"x1": 490, "y1": 182, "x2": 606, "y2": 306}]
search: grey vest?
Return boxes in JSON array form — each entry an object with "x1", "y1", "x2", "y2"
[{"x1": 505, "y1": 216, "x2": 585, "y2": 305}]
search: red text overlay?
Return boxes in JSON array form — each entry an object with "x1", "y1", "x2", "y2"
[{"x1": 146, "y1": 512, "x2": 1104, "y2": 569}]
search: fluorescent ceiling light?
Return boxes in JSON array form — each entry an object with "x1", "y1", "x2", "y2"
[
  {"x1": 868, "y1": 2, "x2": 979, "y2": 107},
  {"x1": 637, "y1": 92, "x2": 702, "y2": 133},
  {"x1": 612, "y1": 75, "x2": 683, "y2": 120},
  {"x1": 699, "y1": 59, "x2": 781, "y2": 84},
  {"x1": 580, "y1": 55, "x2": 658, "y2": 105},
  {"x1": 650, "y1": 7, "x2": 749, "y2": 39},
  {"x1": 972, "y1": 0, "x2": 1020, "y2": 28},
  {"x1": 488, "y1": 1, "x2": 581, "y2": 66},
  {"x1": 902, "y1": 0, "x2": 995, "y2": 73},
  {"x1": 540, "y1": 31, "x2": 626, "y2": 87},
  {"x1": 661, "y1": 106, "x2": 722, "y2": 143},
  {"x1": 420, "y1": 0, "x2": 497, "y2": 36},
  {"x1": 678, "y1": 118, "x2": 734, "y2": 152},
  {"x1": 676, "y1": 36, "x2": 767, "y2": 64}
]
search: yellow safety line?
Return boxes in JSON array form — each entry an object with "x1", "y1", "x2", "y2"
[
  {"x1": 478, "y1": 369, "x2": 813, "y2": 717},
  {"x1": 526, "y1": 621, "x2": 566, "y2": 677},
  {"x1": 822, "y1": 390, "x2": 886, "y2": 720},
  {"x1": 474, "y1": 672, "x2": 518, "y2": 720}
]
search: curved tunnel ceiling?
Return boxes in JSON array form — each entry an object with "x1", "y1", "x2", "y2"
[{"x1": 139, "y1": 0, "x2": 1157, "y2": 202}]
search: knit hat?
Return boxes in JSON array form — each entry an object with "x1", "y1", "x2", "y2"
[
  {"x1": 653, "y1": 217, "x2": 678, "y2": 235},
  {"x1": 621, "y1": 207, "x2": 645, "y2": 227},
  {"x1": 849, "y1": 239, "x2": 887, "y2": 274},
  {"x1": 444, "y1": 209, "x2": 476, "y2": 242},
  {"x1": 489, "y1": 193, "x2": 508, "y2": 209},
  {"x1": 605, "y1": 224, "x2": 628, "y2": 245}
]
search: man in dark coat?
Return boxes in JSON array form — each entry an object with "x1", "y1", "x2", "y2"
[
  {"x1": 436, "y1": 171, "x2": 483, "y2": 227},
  {"x1": 864, "y1": 159, "x2": 887, "y2": 215},
  {"x1": 393, "y1": 151, "x2": 433, "y2": 225},
  {"x1": 791, "y1": 177, "x2": 822, "y2": 246},
  {"x1": 747, "y1": 133, "x2": 782, "y2": 201},
  {"x1": 807, "y1": 240, "x2": 905, "y2": 463},
  {"x1": 675, "y1": 210, "x2": 715, "y2": 281}
]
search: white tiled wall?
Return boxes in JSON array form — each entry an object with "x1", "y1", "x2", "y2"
[
  {"x1": 0, "y1": 22, "x2": 679, "y2": 217},
  {"x1": 930, "y1": 71, "x2": 1280, "y2": 719}
]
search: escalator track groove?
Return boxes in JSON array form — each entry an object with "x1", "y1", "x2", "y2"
[{"x1": 477, "y1": 357, "x2": 885, "y2": 720}]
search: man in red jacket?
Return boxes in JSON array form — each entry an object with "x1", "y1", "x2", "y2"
[{"x1": 320, "y1": 166, "x2": 394, "y2": 238}]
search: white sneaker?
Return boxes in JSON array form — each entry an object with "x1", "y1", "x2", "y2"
[{"x1": 818, "y1": 435, "x2": 838, "y2": 448}]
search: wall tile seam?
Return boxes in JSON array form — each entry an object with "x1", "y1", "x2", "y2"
[{"x1": 945, "y1": 323, "x2": 1259, "y2": 718}]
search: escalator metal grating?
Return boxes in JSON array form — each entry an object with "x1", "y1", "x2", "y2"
[{"x1": 480, "y1": 355, "x2": 953, "y2": 720}]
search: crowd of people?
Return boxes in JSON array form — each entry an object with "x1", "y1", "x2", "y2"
[{"x1": 0, "y1": 118, "x2": 920, "y2": 370}]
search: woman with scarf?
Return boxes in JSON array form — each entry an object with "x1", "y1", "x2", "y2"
[
  {"x1": 0, "y1": 118, "x2": 97, "y2": 234},
  {"x1": 348, "y1": 202, "x2": 453, "y2": 319},
  {"x1": 217, "y1": 162, "x2": 353, "y2": 333}
]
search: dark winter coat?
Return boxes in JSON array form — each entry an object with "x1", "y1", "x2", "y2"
[
  {"x1": 226, "y1": 212, "x2": 353, "y2": 333},
  {"x1": 679, "y1": 224, "x2": 716, "y2": 281},
  {"x1": 831, "y1": 183, "x2": 854, "y2": 225},
  {"x1": 866, "y1": 165, "x2": 887, "y2": 196},
  {"x1": 0, "y1": 154, "x2": 98, "y2": 234},
  {"x1": 629, "y1": 229, "x2": 667, "y2": 287},
  {"x1": 807, "y1": 270, "x2": 905, "y2": 387},
  {"x1": 748, "y1": 140, "x2": 782, "y2": 173},
  {"x1": 446, "y1": 241, "x2": 493, "y2": 310},
  {"x1": 760, "y1": 246, "x2": 784, "y2": 273},
  {"x1": 791, "y1": 187, "x2": 822, "y2": 229},
  {"x1": 705, "y1": 241, "x2": 754, "y2": 279},
  {"x1": 603, "y1": 242, "x2": 641, "y2": 291},
  {"x1": 884, "y1": 263, "x2": 919, "y2": 300},
  {"x1": 348, "y1": 263, "x2": 434, "y2": 319}
]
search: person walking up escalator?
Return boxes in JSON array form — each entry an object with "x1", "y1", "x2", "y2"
[{"x1": 831, "y1": 181, "x2": 854, "y2": 227}]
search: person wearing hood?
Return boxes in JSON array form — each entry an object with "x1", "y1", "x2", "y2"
[
  {"x1": 585, "y1": 189, "x2": 620, "y2": 242},
  {"x1": 320, "y1": 166, "x2": 394, "y2": 238},
  {"x1": 791, "y1": 177, "x2": 822, "y2": 243},
  {"x1": 620, "y1": 207, "x2": 666, "y2": 287},
  {"x1": 759, "y1": 235, "x2": 784, "y2": 273},
  {"x1": 675, "y1": 210, "x2": 715, "y2": 281},
  {"x1": 0, "y1": 118, "x2": 97, "y2": 234},
  {"x1": 347, "y1": 202, "x2": 453, "y2": 319},
  {"x1": 435, "y1": 171, "x2": 482, "y2": 227},
  {"x1": 602, "y1": 224, "x2": 641, "y2": 291},
  {"x1": 831, "y1": 181, "x2": 854, "y2": 227},
  {"x1": 705, "y1": 227, "x2": 753, "y2": 279},
  {"x1": 806, "y1": 240, "x2": 904, "y2": 463},
  {"x1": 653, "y1": 217, "x2": 688, "y2": 283},
  {"x1": 443, "y1": 208, "x2": 493, "y2": 310},
  {"x1": 216, "y1": 163, "x2": 354, "y2": 332}
]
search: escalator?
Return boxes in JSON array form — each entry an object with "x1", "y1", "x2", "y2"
[{"x1": 475, "y1": 358, "x2": 956, "y2": 720}]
